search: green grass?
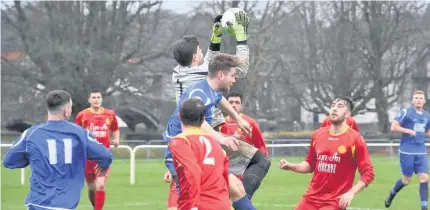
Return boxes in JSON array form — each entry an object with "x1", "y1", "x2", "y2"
[{"x1": 0, "y1": 157, "x2": 423, "y2": 210}]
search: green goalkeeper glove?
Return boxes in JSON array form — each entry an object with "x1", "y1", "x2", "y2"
[
  {"x1": 210, "y1": 15, "x2": 223, "y2": 44},
  {"x1": 226, "y1": 11, "x2": 250, "y2": 42}
]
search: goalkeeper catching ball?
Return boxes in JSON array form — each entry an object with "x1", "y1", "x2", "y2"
[{"x1": 163, "y1": 11, "x2": 270, "y2": 210}]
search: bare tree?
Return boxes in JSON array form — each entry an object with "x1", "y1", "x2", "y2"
[
  {"x1": 280, "y1": 1, "x2": 428, "y2": 132},
  {"x1": 1, "y1": 1, "x2": 173, "y2": 117},
  {"x1": 351, "y1": 1, "x2": 429, "y2": 132},
  {"x1": 281, "y1": 2, "x2": 369, "y2": 114}
]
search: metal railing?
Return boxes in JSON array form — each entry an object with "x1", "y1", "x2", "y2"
[{"x1": 2, "y1": 141, "x2": 429, "y2": 185}]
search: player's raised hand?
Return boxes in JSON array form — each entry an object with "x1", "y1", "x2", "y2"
[
  {"x1": 237, "y1": 118, "x2": 252, "y2": 136},
  {"x1": 220, "y1": 136, "x2": 240, "y2": 151},
  {"x1": 226, "y1": 10, "x2": 249, "y2": 42},
  {"x1": 211, "y1": 15, "x2": 223, "y2": 44},
  {"x1": 163, "y1": 171, "x2": 172, "y2": 183},
  {"x1": 337, "y1": 191, "x2": 354, "y2": 209},
  {"x1": 279, "y1": 159, "x2": 291, "y2": 170}
]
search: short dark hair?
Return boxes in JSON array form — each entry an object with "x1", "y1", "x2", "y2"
[
  {"x1": 334, "y1": 96, "x2": 354, "y2": 111},
  {"x1": 46, "y1": 90, "x2": 72, "y2": 113},
  {"x1": 179, "y1": 98, "x2": 206, "y2": 127},
  {"x1": 208, "y1": 53, "x2": 241, "y2": 77},
  {"x1": 172, "y1": 35, "x2": 200, "y2": 67},
  {"x1": 227, "y1": 92, "x2": 242, "y2": 101},
  {"x1": 88, "y1": 89, "x2": 101, "y2": 97}
]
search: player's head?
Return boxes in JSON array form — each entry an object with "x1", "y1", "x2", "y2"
[
  {"x1": 172, "y1": 35, "x2": 204, "y2": 67},
  {"x1": 46, "y1": 90, "x2": 73, "y2": 120},
  {"x1": 88, "y1": 89, "x2": 103, "y2": 108},
  {"x1": 179, "y1": 98, "x2": 206, "y2": 127},
  {"x1": 329, "y1": 96, "x2": 353, "y2": 125},
  {"x1": 227, "y1": 92, "x2": 243, "y2": 113},
  {"x1": 412, "y1": 90, "x2": 426, "y2": 109},
  {"x1": 208, "y1": 53, "x2": 241, "y2": 92}
]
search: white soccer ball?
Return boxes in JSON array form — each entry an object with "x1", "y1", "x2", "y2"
[{"x1": 221, "y1": 8, "x2": 248, "y2": 35}]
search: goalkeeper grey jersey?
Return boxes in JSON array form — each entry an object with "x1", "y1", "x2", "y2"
[
  {"x1": 172, "y1": 45, "x2": 249, "y2": 102},
  {"x1": 172, "y1": 64, "x2": 208, "y2": 102}
]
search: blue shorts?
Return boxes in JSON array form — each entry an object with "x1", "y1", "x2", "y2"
[{"x1": 400, "y1": 153, "x2": 429, "y2": 177}]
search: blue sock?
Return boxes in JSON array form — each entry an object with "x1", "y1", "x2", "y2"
[
  {"x1": 390, "y1": 178, "x2": 405, "y2": 196},
  {"x1": 420, "y1": 182, "x2": 428, "y2": 208},
  {"x1": 232, "y1": 195, "x2": 256, "y2": 210}
]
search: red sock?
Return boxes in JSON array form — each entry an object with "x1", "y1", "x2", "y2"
[
  {"x1": 95, "y1": 190, "x2": 105, "y2": 210},
  {"x1": 88, "y1": 190, "x2": 95, "y2": 207}
]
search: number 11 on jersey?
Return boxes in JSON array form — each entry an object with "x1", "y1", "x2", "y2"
[{"x1": 47, "y1": 139, "x2": 73, "y2": 165}]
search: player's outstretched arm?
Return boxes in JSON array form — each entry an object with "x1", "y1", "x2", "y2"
[
  {"x1": 280, "y1": 134, "x2": 317, "y2": 173},
  {"x1": 201, "y1": 120, "x2": 240, "y2": 151},
  {"x1": 3, "y1": 129, "x2": 30, "y2": 169},
  {"x1": 234, "y1": 44, "x2": 249, "y2": 79},
  {"x1": 169, "y1": 137, "x2": 202, "y2": 209},
  {"x1": 85, "y1": 131, "x2": 113, "y2": 169},
  {"x1": 203, "y1": 15, "x2": 223, "y2": 65},
  {"x1": 188, "y1": 89, "x2": 240, "y2": 150},
  {"x1": 280, "y1": 160, "x2": 313, "y2": 174},
  {"x1": 227, "y1": 10, "x2": 250, "y2": 78}
]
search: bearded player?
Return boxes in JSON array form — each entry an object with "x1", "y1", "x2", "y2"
[
  {"x1": 280, "y1": 96, "x2": 375, "y2": 210},
  {"x1": 75, "y1": 89, "x2": 120, "y2": 210},
  {"x1": 385, "y1": 90, "x2": 430, "y2": 210},
  {"x1": 170, "y1": 98, "x2": 231, "y2": 210}
]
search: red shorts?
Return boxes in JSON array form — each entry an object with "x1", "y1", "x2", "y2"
[
  {"x1": 167, "y1": 181, "x2": 178, "y2": 208},
  {"x1": 84, "y1": 160, "x2": 111, "y2": 183},
  {"x1": 295, "y1": 197, "x2": 344, "y2": 210}
]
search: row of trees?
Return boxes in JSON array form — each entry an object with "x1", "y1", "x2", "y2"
[
  {"x1": 2, "y1": 1, "x2": 430, "y2": 132},
  {"x1": 217, "y1": 1, "x2": 430, "y2": 132}
]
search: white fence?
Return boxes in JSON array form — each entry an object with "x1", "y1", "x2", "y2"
[{"x1": 2, "y1": 143, "x2": 430, "y2": 185}]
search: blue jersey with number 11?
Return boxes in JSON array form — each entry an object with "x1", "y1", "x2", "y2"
[
  {"x1": 395, "y1": 107, "x2": 430, "y2": 154},
  {"x1": 3, "y1": 120, "x2": 113, "y2": 210}
]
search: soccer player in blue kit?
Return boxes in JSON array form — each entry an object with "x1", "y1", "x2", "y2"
[
  {"x1": 3, "y1": 90, "x2": 113, "y2": 210},
  {"x1": 385, "y1": 90, "x2": 429, "y2": 210}
]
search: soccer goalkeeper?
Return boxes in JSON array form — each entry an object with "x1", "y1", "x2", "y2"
[{"x1": 164, "y1": 13, "x2": 271, "y2": 210}]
